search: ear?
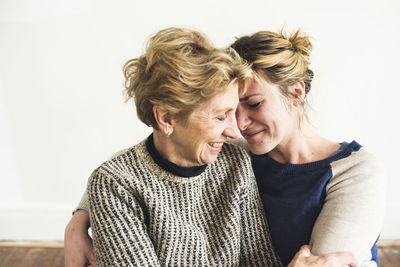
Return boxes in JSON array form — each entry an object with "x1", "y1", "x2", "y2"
[
  {"x1": 152, "y1": 105, "x2": 175, "y2": 136},
  {"x1": 288, "y1": 81, "x2": 306, "y2": 105}
]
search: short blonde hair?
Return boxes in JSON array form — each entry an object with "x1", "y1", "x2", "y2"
[
  {"x1": 123, "y1": 27, "x2": 251, "y2": 128},
  {"x1": 231, "y1": 29, "x2": 314, "y2": 120}
]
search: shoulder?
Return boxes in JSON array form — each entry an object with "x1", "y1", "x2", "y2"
[
  {"x1": 227, "y1": 138, "x2": 250, "y2": 153},
  {"x1": 328, "y1": 141, "x2": 386, "y2": 191},
  {"x1": 331, "y1": 143, "x2": 383, "y2": 176},
  {"x1": 89, "y1": 141, "x2": 147, "y2": 187},
  {"x1": 219, "y1": 141, "x2": 252, "y2": 166}
]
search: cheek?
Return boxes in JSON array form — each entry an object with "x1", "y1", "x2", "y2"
[
  {"x1": 256, "y1": 106, "x2": 273, "y2": 124},
  {"x1": 255, "y1": 106, "x2": 288, "y2": 135},
  {"x1": 268, "y1": 101, "x2": 291, "y2": 120},
  {"x1": 193, "y1": 127, "x2": 212, "y2": 147}
]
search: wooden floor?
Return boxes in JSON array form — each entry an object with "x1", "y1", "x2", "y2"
[
  {"x1": 0, "y1": 243, "x2": 64, "y2": 267},
  {"x1": 379, "y1": 245, "x2": 400, "y2": 267},
  {"x1": 0, "y1": 241, "x2": 399, "y2": 267}
]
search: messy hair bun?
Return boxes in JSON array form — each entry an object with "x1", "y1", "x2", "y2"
[
  {"x1": 231, "y1": 28, "x2": 314, "y2": 124},
  {"x1": 231, "y1": 29, "x2": 314, "y2": 95}
]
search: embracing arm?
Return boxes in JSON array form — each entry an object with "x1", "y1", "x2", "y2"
[
  {"x1": 88, "y1": 169, "x2": 161, "y2": 267},
  {"x1": 310, "y1": 150, "x2": 386, "y2": 265},
  {"x1": 239, "y1": 164, "x2": 356, "y2": 267},
  {"x1": 64, "y1": 209, "x2": 96, "y2": 267}
]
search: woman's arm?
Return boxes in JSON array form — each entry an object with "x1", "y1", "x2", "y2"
[
  {"x1": 64, "y1": 209, "x2": 95, "y2": 267},
  {"x1": 310, "y1": 150, "x2": 386, "y2": 264},
  {"x1": 239, "y1": 169, "x2": 357, "y2": 267},
  {"x1": 64, "y1": 149, "x2": 127, "y2": 266},
  {"x1": 88, "y1": 169, "x2": 161, "y2": 267}
]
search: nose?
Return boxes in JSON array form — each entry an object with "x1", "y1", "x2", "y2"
[
  {"x1": 223, "y1": 113, "x2": 241, "y2": 139},
  {"x1": 236, "y1": 105, "x2": 251, "y2": 131}
]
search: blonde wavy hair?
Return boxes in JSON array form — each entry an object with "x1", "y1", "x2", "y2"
[
  {"x1": 231, "y1": 29, "x2": 314, "y2": 121},
  {"x1": 123, "y1": 27, "x2": 252, "y2": 129}
]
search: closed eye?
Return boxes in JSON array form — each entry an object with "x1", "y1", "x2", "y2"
[
  {"x1": 248, "y1": 101, "x2": 263, "y2": 109},
  {"x1": 216, "y1": 109, "x2": 234, "y2": 121},
  {"x1": 217, "y1": 115, "x2": 227, "y2": 121}
]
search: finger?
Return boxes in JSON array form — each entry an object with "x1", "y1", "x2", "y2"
[
  {"x1": 334, "y1": 251, "x2": 357, "y2": 266},
  {"x1": 298, "y1": 245, "x2": 312, "y2": 257}
]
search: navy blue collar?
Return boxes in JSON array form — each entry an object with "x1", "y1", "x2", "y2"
[{"x1": 146, "y1": 134, "x2": 207, "y2": 177}]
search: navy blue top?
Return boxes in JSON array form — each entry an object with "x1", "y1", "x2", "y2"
[{"x1": 251, "y1": 141, "x2": 379, "y2": 266}]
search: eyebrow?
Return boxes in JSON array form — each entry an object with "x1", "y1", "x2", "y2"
[
  {"x1": 239, "y1": 94, "x2": 261, "y2": 102},
  {"x1": 213, "y1": 107, "x2": 234, "y2": 114}
]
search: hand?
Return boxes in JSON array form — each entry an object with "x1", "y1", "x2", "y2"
[
  {"x1": 64, "y1": 210, "x2": 96, "y2": 267},
  {"x1": 288, "y1": 245, "x2": 357, "y2": 267}
]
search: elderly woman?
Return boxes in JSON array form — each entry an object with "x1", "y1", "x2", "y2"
[{"x1": 68, "y1": 27, "x2": 281, "y2": 266}]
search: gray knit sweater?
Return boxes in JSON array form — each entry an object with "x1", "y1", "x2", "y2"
[{"x1": 86, "y1": 140, "x2": 282, "y2": 266}]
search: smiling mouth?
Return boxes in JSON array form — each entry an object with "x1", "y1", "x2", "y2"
[
  {"x1": 243, "y1": 130, "x2": 264, "y2": 138},
  {"x1": 208, "y1": 142, "x2": 224, "y2": 148}
]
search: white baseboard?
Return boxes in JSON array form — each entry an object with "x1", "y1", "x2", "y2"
[
  {"x1": 0, "y1": 205, "x2": 72, "y2": 241},
  {"x1": 381, "y1": 202, "x2": 400, "y2": 239}
]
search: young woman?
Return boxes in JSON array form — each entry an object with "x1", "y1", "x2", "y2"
[{"x1": 231, "y1": 29, "x2": 385, "y2": 266}]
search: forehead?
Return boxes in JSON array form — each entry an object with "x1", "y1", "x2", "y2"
[
  {"x1": 240, "y1": 78, "x2": 280, "y2": 100},
  {"x1": 194, "y1": 84, "x2": 239, "y2": 115},
  {"x1": 240, "y1": 79, "x2": 265, "y2": 100}
]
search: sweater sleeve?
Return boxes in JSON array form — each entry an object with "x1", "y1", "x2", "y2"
[
  {"x1": 73, "y1": 190, "x2": 89, "y2": 213},
  {"x1": 87, "y1": 168, "x2": 161, "y2": 267},
  {"x1": 239, "y1": 155, "x2": 282, "y2": 267},
  {"x1": 310, "y1": 149, "x2": 386, "y2": 266}
]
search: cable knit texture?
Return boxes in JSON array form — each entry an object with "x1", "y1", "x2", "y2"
[{"x1": 87, "y1": 140, "x2": 282, "y2": 267}]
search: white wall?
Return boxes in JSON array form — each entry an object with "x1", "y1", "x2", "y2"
[{"x1": 0, "y1": 0, "x2": 399, "y2": 241}]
